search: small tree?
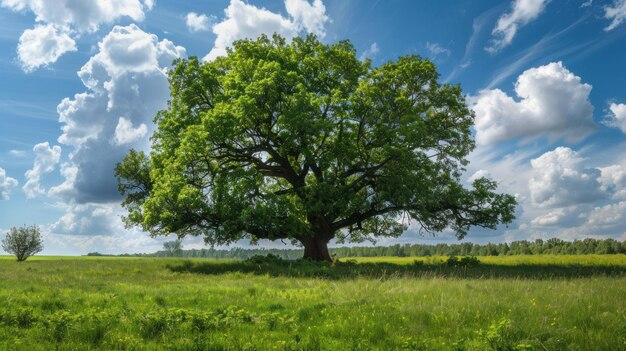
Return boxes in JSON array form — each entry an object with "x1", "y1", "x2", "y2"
[
  {"x1": 2, "y1": 225, "x2": 43, "y2": 261},
  {"x1": 163, "y1": 239, "x2": 183, "y2": 257}
]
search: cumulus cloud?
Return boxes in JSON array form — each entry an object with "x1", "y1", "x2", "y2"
[
  {"x1": 23, "y1": 142, "x2": 62, "y2": 199},
  {"x1": 605, "y1": 102, "x2": 626, "y2": 133},
  {"x1": 1, "y1": 0, "x2": 154, "y2": 71},
  {"x1": 520, "y1": 146, "x2": 626, "y2": 237},
  {"x1": 204, "y1": 0, "x2": 329, "y2": 61},
  {"x1": 50, "y1": 24, "x2": 185, "y2": 204},
  {"x1": 49, "y1": 203, "x2": 118, "y2": 236},
  {"x1": 553, "y1": 201, "x2": 626, "y2": 239},
  {"x1": 0, "y1": 167, "x2": 19, "y2": 200},
  {"x1": 600, "y1": 165, "x2": 626, "y2": 199},
  {"x1": 604, "y1": 0, "x2": 626, "y2": 31},
  {"x1": 529, "y1": 147, "x2": 605, "y2": 208},
  {"x1": 284, "y1": 0, "x2": 328, "y2": 36},
  {"x1": 486, "y1": 0, "x2": 547, "y2": 53},
  {"x1": 530, "y1": 206, "x2": 588, "y2": 227},
  {"x1": 17, "y1": 24, "x2": 76, "y2": 72},
  {"x1": 586, "y1": 201, "x2": 626, "y2": 231},
  {"x1": 44, "y1": 202, "x2": 169, "y2": 254},
  {"x1": 472, "y1": 62, "x2": 595, "y2": 145},
  {"x1": 113, "y1": 117, "x2": 148, "y2": 145},
  {"x1": 143, "y1": 0, "x2": 154, "y2": 10},
  {"x1": 1, "y1": 0, "x2": 151, "y2": 32},
  {"x1": 186, "y1": 12, "x2": 212, "y2": 32}
]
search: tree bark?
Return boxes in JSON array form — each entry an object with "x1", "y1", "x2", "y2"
[
  {"x1": 301, "y1": 215, "x2": 334, "y2": 261},
  {"x1": 301, "y1": 236, "x2": 332, "y2": 261}
]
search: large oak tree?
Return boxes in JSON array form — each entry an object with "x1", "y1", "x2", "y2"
[{"x1": 116, "y1": 35, "x2": 516, "y2": 261}]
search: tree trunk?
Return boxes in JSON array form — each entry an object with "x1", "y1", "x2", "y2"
[
  {"x1": 301, "y1": 236, "x2": 332, "y2": 261},
  {"x1": 301, "y1": 215, "x2": 334, "y2": 261}
]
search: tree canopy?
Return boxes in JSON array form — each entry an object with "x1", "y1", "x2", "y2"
[
  {"x1": 2, "y1": 225, "x2": 43, "y2": 262},
  {"x1": 116, "y1": 34, "x2": 516, "y2": 261}
]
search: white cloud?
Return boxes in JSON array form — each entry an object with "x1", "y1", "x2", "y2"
[
  {"x1": 51, "y1": 24, "x2": 185, "y2": 205},
  {"x1": 467, "y1": 169, "x2": 492, "y2": 183},
  {"x1": 113, "y1": 117, "x2": 148, "y2": 145},
  {"x1": 529, "y1": 147, "x2": 604, "y2": 208},
  {"x1": 49, "y1": 203, "x2": 117, "y2": 236},
  {"x1": 78, "y1": 24, "x2": 185, "y2": 83},
  {"x1": 605, "y1": 102, "x2": 626, "y2": 133},
  {"x1": 204, "y1": 0, "x2": 329, "y2": 61},
  {"x1": 44, "y1": 202, "x2": 169, "y2": 254},
  {"x1": 186, "y1": 12, "x2": 211, "y2": 32},
  {"x1": 284, "y1": 0, "x2": 328, "y2": 37},
  {"x1": 143, "y1": 0, "x2": 154, "y2": 11},
  {"x1": 472, "y1": 62, "x2": 594, "y2": 145},
  {"x1": 555, "y1": 201, "x2": 626, "y2": 239},
  {"x1": 604, "y1": 0, "x2": 626, "y2": 31},
  {"x1": 9, "y1": 150, "x2": 27, "y2": 157},
  {"x1": 600, "y1": 165, "x2": 626, "y2": 199},
  {"x1": 530, "y1": 205, "x2": 587, "y2": 227},
  {"x1": 359, "y1": 42, "x2": 379, "y2": 61},
  {"x1": 48, "y1": 163, "x2": 78, "y2": 200},
  {"x1": 586, "y1": 201, "x2": 626, "y2": 229},
  {"x1": 1, "y1": 0, "x2": 154, "y2": 71},
  {"x1": 17, "y1": 24, "x2": 76, "y2": 72},
  {"x1": 426, "y1": 42, "x2": 451, "y2": 56},
  {"x1": 23, "y1": 142, "x2": 62, "y2": 199},
  {"x1": 1, "y1": 0, "x2": 151, "y2": 32},
  {"x1": 0, "y1": 167, "x2": 19, "y2": 200},
  {"x1": 487, "y1": 0, "x2": 548, "y2": 53},
  {"x1": 44, "y1": 230, "x2": 164, "y2": 255}
]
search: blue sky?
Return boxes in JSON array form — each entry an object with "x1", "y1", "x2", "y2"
[{"x1": 1, "y1": 0, "x2": 625, "y2": 255}]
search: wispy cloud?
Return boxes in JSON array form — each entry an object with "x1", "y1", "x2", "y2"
[
  {"x1": 604, "y1": 0, "x2": 626, "y2": 31},
  {"x1": 580, "y1": 0, "x2": 593, "y2": 8},
  {"x1": 0, "y1": 100, "x2": 57, "y2": 121},
  {"x1": 426, "y1": 42, "x2": 451, "y2": 57},
  {"x1": 486, "y1": 0, "x2": 549, "y2": 54},
  {"x1": 359, "y1": 42, "x2": 379, "y2": 61},
  {"x1": 444, "y1": 4, "x2": 504, "y2": 83},
  {"x1": 484, "y1": 15, "x2": 589, "y2": 89},
  {"x1": 9, "y1": 150, "x2": 27, "y2": 158}
]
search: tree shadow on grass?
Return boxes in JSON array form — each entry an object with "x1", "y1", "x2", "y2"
[{"x1": 166, "y1": 259, "x2": 626, "y2": 280}]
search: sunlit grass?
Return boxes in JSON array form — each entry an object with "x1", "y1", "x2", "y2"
[
  {"x1": 346, "y1": 254, "x2": 626, "y2": 266},
  {"x1": 0, "y1": 255, "x2": 624, "y2": 350}
]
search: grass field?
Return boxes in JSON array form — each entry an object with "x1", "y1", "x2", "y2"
[{"x1": 0, "y1": 255, "x2": 625, "y2": 350}]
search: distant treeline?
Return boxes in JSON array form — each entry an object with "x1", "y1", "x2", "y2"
[{"x1": 88, "y1": 238, "x2": 626, "y2": 259}]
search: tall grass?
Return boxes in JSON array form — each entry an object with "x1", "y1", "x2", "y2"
[{"x1": 0, "y1": 255, "x2": 624, "y2": 350}]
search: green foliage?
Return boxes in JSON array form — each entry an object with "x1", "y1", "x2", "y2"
[
  {"x1": 124, "y1": 238, "x2": 626, "y2": 259},
  {"x1": 116, "y1": 34, "x2": 516, "y2": 260},
  {"x1": 1, "y1": 225, "x2": 43, "y2": 261},
  {"x1": 162, "y1": 239, "x2": 183, "y2": 257},
  {"x1": 246, "y1": 253, "x2": 285, "y2": 264},
  {"x1": 446, "y1": 255, "x2": 480, "y2": 267},
  {"x1": 0, "y1": 256, "x2": 624, "y2": 350}
]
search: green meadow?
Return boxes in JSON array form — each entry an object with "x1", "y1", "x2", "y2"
[{"x1": 0, "y1": 255, "x2": 625, "y2": 350}]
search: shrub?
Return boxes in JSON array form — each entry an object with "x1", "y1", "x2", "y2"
[
  {"x1": 1, "y1": 225, "x2": 43, "y2": 261},
  {"x1": 246, "y1": 254, "x2": 284, "y2": 264},
  {"x1": 446, "y1": 255, "x2": 480, "y2": 268}
]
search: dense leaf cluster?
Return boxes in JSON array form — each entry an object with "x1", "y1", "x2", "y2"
[{"x1": 1, "y1": 225, "x2": 43, "y2": 261}]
